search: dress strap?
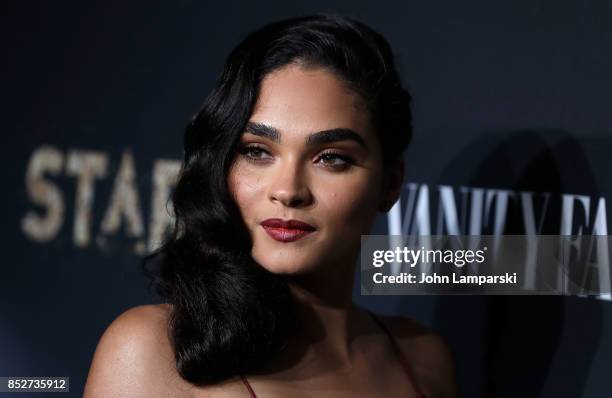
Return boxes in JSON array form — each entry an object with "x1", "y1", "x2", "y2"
[
  {"x1": 240, "y1": 374, "x2": 257, "y2": 398},
  {"x1": 367, "y1": 310, "x2": 427, "y2": 398}
]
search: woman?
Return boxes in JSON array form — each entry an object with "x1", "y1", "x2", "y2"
[{"x1": 84, "y1": 14, "x2": 457, "y2": 397}]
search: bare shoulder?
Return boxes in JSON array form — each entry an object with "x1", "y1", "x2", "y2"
[
  {"x1": 83, "y1": 304, "x2": 193, "y2": 398},
  {"x1": 377, "y1": 314, "x2": 457, "y2": 398}
]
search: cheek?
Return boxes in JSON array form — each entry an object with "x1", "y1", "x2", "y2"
[
  {"x1": 227, "y1": 164, "x2": 264, "y2": 222},
  {"x1": 318, "y1": 173, "x2": 381, "y2": 232}
]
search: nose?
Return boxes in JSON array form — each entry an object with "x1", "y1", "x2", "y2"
[{"x1": 268, "y1": 159, "x2": 313, "y2": 208}]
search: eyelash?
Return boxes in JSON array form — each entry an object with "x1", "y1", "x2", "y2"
[{"x1": 237, "y1": 144, "x2": 355, "y2": 170}]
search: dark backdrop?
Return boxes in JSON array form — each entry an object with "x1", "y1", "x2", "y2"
[{"x1": 3, "y1": 1, "x2": 612, "y2": 397}]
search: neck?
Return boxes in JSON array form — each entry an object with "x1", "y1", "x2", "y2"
[{"x1": 284, "y1": 261, "x2": 368, "y2": 366}]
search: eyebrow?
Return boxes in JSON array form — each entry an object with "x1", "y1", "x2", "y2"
[{"x1": 244, "y1": 121, "x2": 368, "y2": 149}]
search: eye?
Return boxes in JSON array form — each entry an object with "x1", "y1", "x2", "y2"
[
  {"x1": 317, "y1": 151, "x2": 355, "y2": 170},
  {"x1": 237, "y1": 144, "x2": 272, "y2": 162}
]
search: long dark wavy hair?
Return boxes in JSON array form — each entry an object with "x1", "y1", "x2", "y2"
[{"x1": 142, "y1": 13, "x2": 412, "y2": 386}]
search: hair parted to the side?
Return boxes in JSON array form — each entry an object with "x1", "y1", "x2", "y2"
[{"x1": 142, "y1": 13, "x2": 413, "y2": 386}]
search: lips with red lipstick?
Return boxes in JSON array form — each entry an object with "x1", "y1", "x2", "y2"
[{"x1": 260, "y1": 218, "x2": 316, "y2": 242}]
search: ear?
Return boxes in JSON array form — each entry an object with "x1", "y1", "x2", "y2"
[{"x1": 378, "y1": 157, "x2": 405, "y2": 212}]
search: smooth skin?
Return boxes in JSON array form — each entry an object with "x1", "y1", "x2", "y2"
[{"x1": 84, "y1": 64, "x2": 457, "y2": 398}]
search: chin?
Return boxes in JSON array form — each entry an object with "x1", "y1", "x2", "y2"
[{"x1": 253, "y1": 255, "x2": 318, "y2": 276}]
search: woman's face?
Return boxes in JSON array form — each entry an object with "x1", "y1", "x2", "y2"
[{"x1": 228, "y1": 64, "x2": 387, "y2": 276}]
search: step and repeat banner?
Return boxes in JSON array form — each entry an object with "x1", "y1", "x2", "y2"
[{"x1": 4, "y1": 1, "x2": 612, "y2": 397}]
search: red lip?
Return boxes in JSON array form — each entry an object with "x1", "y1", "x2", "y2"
[
  {"x1": 260, "y1": 218, "x2": 316, "y2": 242},
  {"x1": 261, "y1": 219, "x2": 316, "y2": 230}
]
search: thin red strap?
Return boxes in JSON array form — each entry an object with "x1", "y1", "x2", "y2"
[
  {"x1": 368, "y1": 311, "x2": 426, "y2": 398},
  {"x1": 240, "y1": 374, "x2": 257, "y2": 398}
]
